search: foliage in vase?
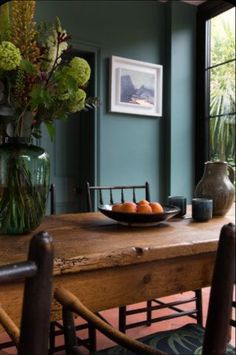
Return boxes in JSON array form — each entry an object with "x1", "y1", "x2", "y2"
[
  {"x1": 0, "y1": 142, "x2": 50, "y2": 234},
  {"x1": 0, "y1": 0, "x2": 96, "y2": 234},
  {"x1": 0, "y1": 0, "x2": 95, "y2": 140}
]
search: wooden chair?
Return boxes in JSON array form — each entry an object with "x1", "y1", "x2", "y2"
[
  {"x1": 48, "y1": 183, "x2": 66, "y2": 354},
  {"x1": 86, "y1": 181, "x2": 203, "y2": 334},
  {"x1": 48, "y1": 183, "x2": 97, "y2": 354},
  {"x1": 0, "y1": 231, "x2": 54, "y2": 355},
  {"x1": 46, "y1": 183, "x2": 66, "y2": 354},
  {"x1": 56, "y1": 222, "x2": 235, "y2": 354}
]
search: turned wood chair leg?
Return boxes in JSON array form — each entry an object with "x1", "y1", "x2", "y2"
[
  {"x1": 118, "y1": 306, "x2": 126, "y2": 333},
  {"x1": 88, "y1": 324, "x2": 96, "y2": 353},
  {"x1": 48, "y1": 322, "x2": 56, "y2": 354},
  {"x1": 62, "y1": 307, "x2": 78, "y2": 355},
  {"x1": 195, "y1": 289, "x2": 203, "y2": 326},
  {"x1": 146, "y1": 300, "x2": 152, "y2": 326}
]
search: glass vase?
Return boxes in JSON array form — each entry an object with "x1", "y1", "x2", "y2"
[{"x1": 0, "y1": 138, "x2": 50, "y2": 234}]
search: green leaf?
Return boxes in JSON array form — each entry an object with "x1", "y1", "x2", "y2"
[
  {"x1": 30, "y1": 85, "x2": 52, "y2": 109},
  {"x1": 54, "y1": 69, "x2": 78, "y2": 93},
  {"x1": 0, "y1": 3, "x2": 10, "y2": 41},
  {"x1": 20, "y1": 59, "x2": 38, "y2": 75},
  {"x1": 194, "y1": 346, "x2": 202, "y2": 355},
  {"x1": 32, "y1": 127, "x2": 42, "y2": 139},
  {"x1": 55, "y1": 16, "x2": 62, "y2": 32},
  {"x1": 45, "y1": 122, "x2": 55, "y2": 141}
]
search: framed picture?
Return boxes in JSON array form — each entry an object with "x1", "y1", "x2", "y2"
[{"x1": 110, "y1": 56, "x2": 163, "y2": 117}]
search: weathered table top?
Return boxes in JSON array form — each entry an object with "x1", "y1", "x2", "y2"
[
  {"x1": 0, "y1": 205, "x2": 235, "y2": 323},
  {"x1": 0, "y1": 206, "x2": 234, "y2": 275}
]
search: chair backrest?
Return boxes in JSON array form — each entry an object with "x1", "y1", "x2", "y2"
[
  {"x1": 86, "y1": 181, "x2": 150, "y2": 212},
  {"x1": 0, "y1": 231, "x2": 54, "y2": 355},
  {"x1": 202, "y1": 222, "x2": 235, "y2": 354}
]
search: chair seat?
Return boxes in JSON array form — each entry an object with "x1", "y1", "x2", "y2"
[{"x1": 93, "y1": 323, "x2": 235, "y2": 355}]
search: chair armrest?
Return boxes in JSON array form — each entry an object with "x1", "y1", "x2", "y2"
[
  {"x1": 54, "y1": 287, "x2": 164, "y2": 355},
  {"x1": 0, "y1": 305, "x2": 20, "y2": 345}
]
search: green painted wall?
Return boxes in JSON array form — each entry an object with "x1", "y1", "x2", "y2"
[
  {"x1": 36, "y1": 1, "x2": 196, "y2": 204},
  {"x1": 169, "y1": 2, "x2": 196, "y2": 201}
]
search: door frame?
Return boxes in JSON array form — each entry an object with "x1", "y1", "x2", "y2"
[
  {"x1": 72, "y1": 40, "x2": 101, "y2": 190},
  {"x1": 39, "y1": 40, "x2": 101, "y2": 213}
]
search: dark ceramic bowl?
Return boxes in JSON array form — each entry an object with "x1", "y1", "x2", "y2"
[{"x1": 98, "y1": 204, "x2": 180, "y2": 227}]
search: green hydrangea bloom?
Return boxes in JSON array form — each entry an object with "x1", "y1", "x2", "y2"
[
  {"x1": 0, "y1": 41, "x2": 21, "y2": 70},
  {"x1": 55, "y1": 66, "x2": 72, "y2": 95},
  {"x1": 68, "y1": 57, "x2": 91, "y2": 86},
  {"x1": 58, "y1": 92, "x2": 70, "y2": 101},
  {"x1": 67, "y1": 88, "x2": 86, "y2": 113}
]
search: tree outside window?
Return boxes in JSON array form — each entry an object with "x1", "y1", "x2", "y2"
[{"x1": 207, "y1": 8, "x2": 235, "y2": 167}]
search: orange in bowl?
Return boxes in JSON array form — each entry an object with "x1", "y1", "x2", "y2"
[
  {"x1": 121, "y1": 202, "x2": 137, "y2": 213},
  {"x1": 136, "y1": 204, "x2": 152, "y2": 214},
  {"x1": 149, "y1": 202, "x2": 164, "y2": 214},
  {"x1": 137, "y1": 199, "x2": 149, "y2": 206},
  {"x1": 112, "y1": 203, "x2": 123, "y2": 212}
]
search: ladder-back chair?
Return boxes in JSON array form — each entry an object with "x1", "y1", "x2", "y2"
[
  {"x1": 48, "y1": 183, "x2": 97, "y2": 354},
  {"x1": 86, "y1": 181, "x2": 203, "y2": 334},
  {"x1": 0, "y1": 231, "x2": 53, "y2": 355},
  {"x1": 56, "y1": 222, "x2": 235, "y2": 354},
  {"x1": 86, "y1": 181, "x2": 150, "y2": 212}
]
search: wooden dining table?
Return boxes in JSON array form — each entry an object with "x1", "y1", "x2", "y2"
[{"x1": 0, "y1": 205, "x2": 235, "y2": 327}]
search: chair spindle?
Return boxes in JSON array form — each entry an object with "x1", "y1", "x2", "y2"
[
  {"x1": 121, "y1": 189, "x2": 124, "y2": 203},
  {"x1": 109, "y1": 189, "x2": 114, "y2": 205},
  {"x1": 99, "y1": 190, "x2": 103, "y2": 205},
  {"x1": 132, "y1": 188, "x2": 136, "y2": 203}
]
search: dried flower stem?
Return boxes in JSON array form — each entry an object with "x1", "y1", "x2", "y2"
[
  {"x1": 10, "y1": 0, "x2": 40, "y2": 64},
  {"x1": 45, "y1": 37, "x2": 61, "y2": 86}
]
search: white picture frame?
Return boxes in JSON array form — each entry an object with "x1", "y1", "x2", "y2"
[{"x1": 110, "y1": 56, "x2": 163, "y2": 117}]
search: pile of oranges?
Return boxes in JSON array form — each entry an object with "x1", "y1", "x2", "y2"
[{"x1": 112, "y1": 200, "x2": 164, "y2": 214}]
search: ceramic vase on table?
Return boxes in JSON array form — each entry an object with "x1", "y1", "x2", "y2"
[
  {"x1": 0, "y1": 137, "x2": 50, "y2": 234},
  {"x1": 195, "y1": 161, "x2": 235, "y2": 216}
]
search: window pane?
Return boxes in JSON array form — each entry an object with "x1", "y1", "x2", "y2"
[
  {"x1": 210, "y1": 114, "x2": 235, "y2": 166},
  {"x1": 210, "y1": 8, "x2": 235, "y2": 67},
  {"x1": 210, "y1": 61, "x2": 235, "y2": 116}
]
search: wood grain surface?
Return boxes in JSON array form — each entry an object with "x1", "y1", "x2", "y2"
[{"x1": 0, "y1": 205, "x2": 234, "y2": 327}]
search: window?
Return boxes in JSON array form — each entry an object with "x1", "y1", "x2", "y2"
[
  {"x1": 196, "y1": 2, "x2": 235, "y2": 184},
  {"x1": 208, "y1": 9, "x2": 235, "y2": 165}
]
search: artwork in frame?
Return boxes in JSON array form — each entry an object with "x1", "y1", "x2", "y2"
[{"x1": 110, "y1": 56, "x2": 163, "y2": 117}]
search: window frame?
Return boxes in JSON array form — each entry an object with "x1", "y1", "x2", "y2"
[{"x1": 195, "y1": 0, "x2": 234, "y2": 184}]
